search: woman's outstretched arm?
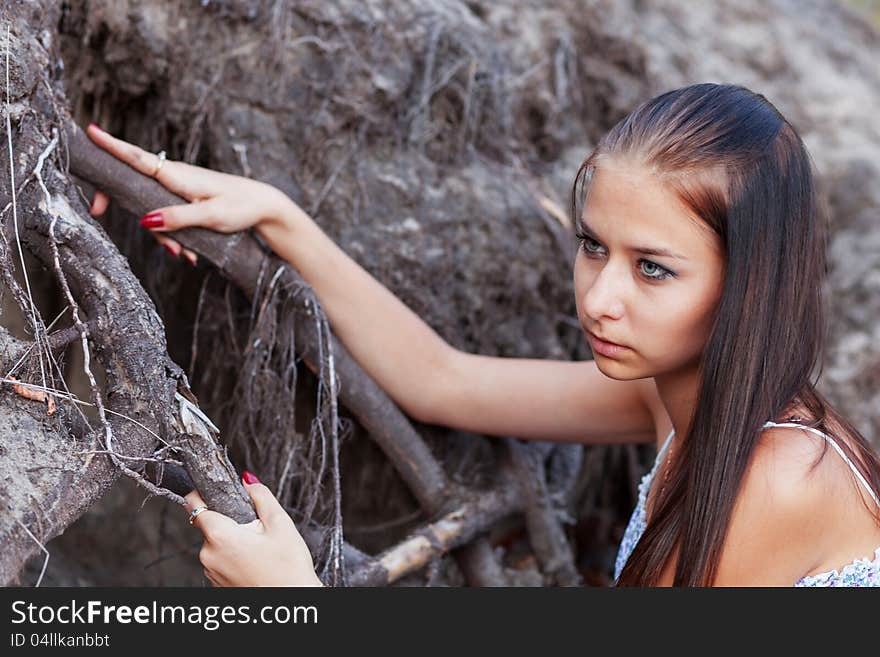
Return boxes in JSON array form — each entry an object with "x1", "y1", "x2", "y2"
[
  {"x1": 256, "y1": 204, "x2": 457, "y2": 426},
  {"x1": 87, "y1": 125, "x2": 656, "y2": 445},
  {"x1": 259, "y1": 205, "x2": 655, "y2": 445}
]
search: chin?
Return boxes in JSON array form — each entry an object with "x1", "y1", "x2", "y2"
[{"x1": 592, "y1": 356, "x2": 642, "y2": 381}]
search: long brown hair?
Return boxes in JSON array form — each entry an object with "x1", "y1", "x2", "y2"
[{"x1": 571, "y1": 83, "x2": 880, "y2": 586}]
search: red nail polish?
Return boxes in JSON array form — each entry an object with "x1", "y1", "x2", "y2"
[
  {"x1": 140, "y1": 212, "x2": 164, "y2": 229},
  {"x1": 242, "y1": 471, "x2": 260, "y2": 485},
  {"x1": 163, "y1": 243, "x2": 178, "y2": 257},
  {"x1": 183, "y1": 251, "x2": 197, "y2": 266}
]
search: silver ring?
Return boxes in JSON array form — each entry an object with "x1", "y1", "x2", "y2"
[
  {"x1": 188, "y1": 504, "x2": 208, "y2": 526},
  {"x1": 152, "y1": 150, "x2": 166, "y2": 177}
]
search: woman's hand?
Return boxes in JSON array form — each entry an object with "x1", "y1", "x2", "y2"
[
  {"x1": 184, "y1": 471, "x2": 323, "y2": 587},
  {"x1": 85, "y1": 124, "x2": 293, "y2": 263}
]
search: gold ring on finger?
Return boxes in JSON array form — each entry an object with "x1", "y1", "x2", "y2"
[
  {"x1": 152, "y1": 150, "x2": 166, "y2": 178},
  {"x1": 188, "y1": 504, "x2": 208, "y2": 526}
]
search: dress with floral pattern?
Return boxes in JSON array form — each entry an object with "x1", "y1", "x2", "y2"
[{"x1": 613, "y1": 421, "x2": 880, "y2": 586}]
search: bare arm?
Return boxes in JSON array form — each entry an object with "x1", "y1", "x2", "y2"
[
  {"x1": 84, "y1": 125, "x2": 655, "y2": 447},
  {"x1": 259, "y1": 202, "x2": 656, "y2": 445},
  {"x1": 434, "y1": 353, "x2": 656, "y2": 444},
  {"x1": 257, "y1": 203, "x2": 458, "y2": 426}
]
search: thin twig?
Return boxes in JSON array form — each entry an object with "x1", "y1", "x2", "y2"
[
  {"x1": 0, "y1": 378, "x2": 167, "y2": 444},
  {"x1": 347, "y1": 507, "x2": 424, "y2": 534},
  {"x1": 188, "y1": 271, "x2": 213, "y2": 378},
  {"x1": 5, "y1": 25, "x2": 47, "y2": 389},
  {"x1": 73, "y1": 450, "x2": 184, "y2": 466},
  {"x1": 14, "y1": 518, "x2": 49, "y2": 587},
  {"x1": 309, "y1": 132, "x2": 362, "y2": 217},
  {"x1": 4, "y1": 305, "x2": 70, "y2": 379}
]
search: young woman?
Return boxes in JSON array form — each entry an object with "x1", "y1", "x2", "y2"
[{"x1": 86, "y1": 83, "x2": 880, "y2": 587}]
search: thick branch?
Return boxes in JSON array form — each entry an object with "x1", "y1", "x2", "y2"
[
  {"x1": 505, "y1": 438, "x2": 581, "y2": 586},
  {"x1": 347, "y1": 485, "x2": 522, "y2": 587},
  {"x1": 65, "y1": 121, "x2": 454, "y2": 513},
  {"x1": 66, "y1": 122, "x2": 546, "y2": 587},
  {"x1": 454, "y1": 536, "x2": 510, "y2": 587}
]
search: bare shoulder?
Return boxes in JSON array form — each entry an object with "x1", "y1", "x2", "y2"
[
  {"x1": 712, "y1": 425, "x2": 837, "y2": 585},
  {"x1": 751, "y1": 424, "x2": 839, "y2": 491}
]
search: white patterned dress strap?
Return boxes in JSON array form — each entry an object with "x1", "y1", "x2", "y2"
[
  {"x1": 661, "y1": 426, "x2": 675, "y2": 450},
  {"x1": 762, "y1": 421, "x2": 880, "y2": 510},
  {"x1": 650, "y1": 428, "x2": 676, "y2": 475}
]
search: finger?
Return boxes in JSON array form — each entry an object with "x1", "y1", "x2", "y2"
[
  {"x1": 154, "y1": 234, "x2": 181, "y2": 258},
  {"x1": 202, "y1": 563, "x2": 228, "y2": 587},
  {"x1": 86, "y1": 124, "x2": 223, "y2": 202},
  {"x1": 182, "y1": 492, "x2": 236, "y2": 541},
  {"x1": 241, "y1": 471, "x2": 288, "y2": 532},
  {"x1": 89, "y1": 190, "x2": 109, "y2": 217},
  {"x1": 191, "y1": 509, "x2": 235, "y2": 541},
  {"x1": 183, "y1": 490, "x2": 206, "y2": 512},
  {"x1": 197, "y1": 546, "x2": 230, "y2": 587},
  {"x1": 203, "y1": 568, "x2": 220, "y2": 587},
  {"x1": 242, "y1": 518, "x2": 266, "y2": 534},
  {"x1": 86, "y1": 124, "x2": 167, "y2": 180},
  {"x1": 181, "y1": 248, "x2": 198, "y2": 266},
  {"x1": 139, "y1": 198, "x2": 223, "y2": 233}
]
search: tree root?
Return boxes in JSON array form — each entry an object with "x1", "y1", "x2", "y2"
[
  {"x1": 504, "y1": 438, "x2": 581, "y2": 586},
  {"x1": 64, "y1": 121, "x2": 584, "y2": 586},
  {"x1": 347, "y1": 485, "x2": 522, "y2": 586}
]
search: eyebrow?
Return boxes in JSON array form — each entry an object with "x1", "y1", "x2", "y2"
[{"x1": 578, "y1": 217, "x2": 688, "y2": 260}]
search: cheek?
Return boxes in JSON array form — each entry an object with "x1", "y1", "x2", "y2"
[
  {"x1": 572, "y1": 257, "x2": 595, "y2": 311},
  {"x1": 646, "y1": 286, "x2": 720, "y2": 355},
  {"x1": 679, "y1": 274, "x2": 723, "y2": 338}
]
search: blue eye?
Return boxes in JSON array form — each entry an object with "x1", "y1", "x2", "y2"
[
  {"x1": 637, "y1": 260, "x2": 674, "y2": 281},
  {"x1": 575, "y1": 232, "x2": 676, "y2": 282},
  {"x1": 579, "y1": 234, "x2": 604, "y2": 255}
]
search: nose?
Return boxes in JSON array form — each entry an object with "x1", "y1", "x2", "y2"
[{"x1": 581, "y1": 261, "x2": 625, "y2": 322}]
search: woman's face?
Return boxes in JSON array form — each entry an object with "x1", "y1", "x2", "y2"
[{"x1": 573, "y1": 160, "x2": 725, "y2": 381}]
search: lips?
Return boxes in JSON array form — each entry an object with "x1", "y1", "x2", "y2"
[
  {"x1": 586, "y1": 330, "x2": 630, "y2": 358},
  {"x1": 588, "y1": 330, "x2": 627, "y2": 348}
]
